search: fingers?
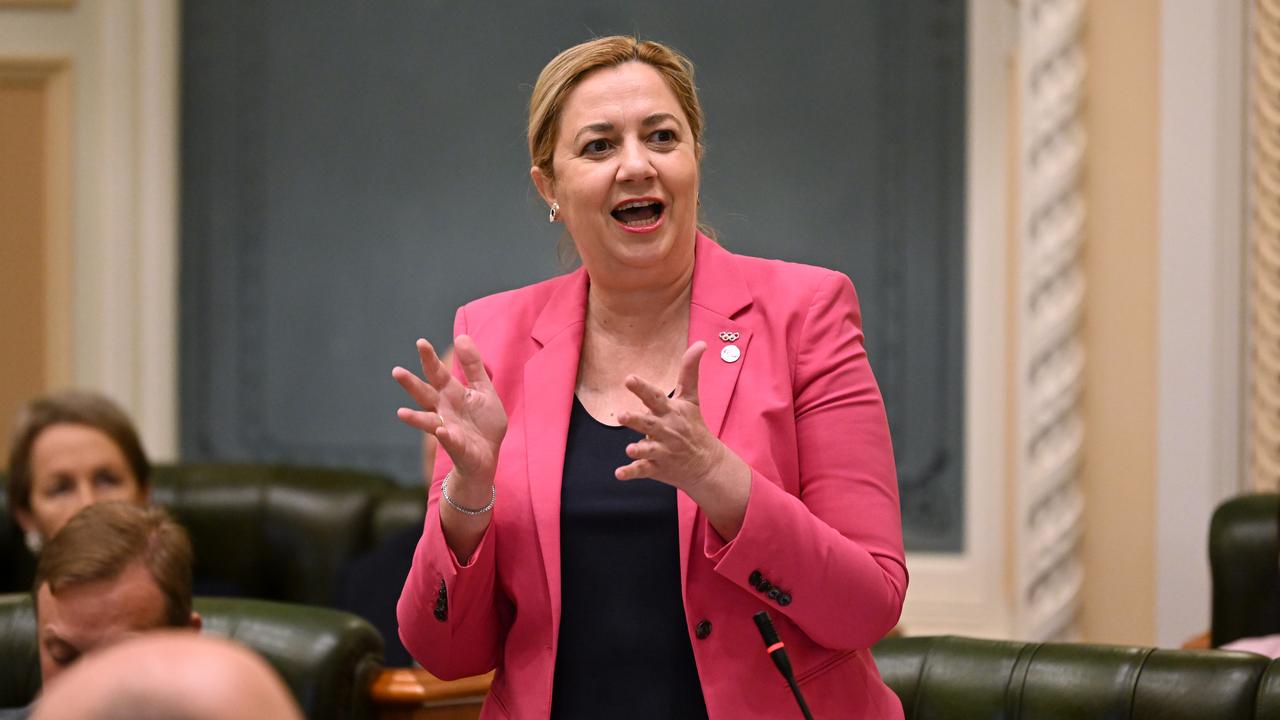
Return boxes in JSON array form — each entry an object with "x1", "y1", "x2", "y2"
[
  {"x1": 616, "y1": 410, "x2": 661, "y2": 438},
  {"x1": 392, "y1": 365, "x2": 440, "y2": 410},
  {"x1": 454, "y1": 335, "x2": 494, "y2": 390},
  {"x1": 624, "y1": 374, "x2": 672, "y2": 415},
  {"x1": 431, "y1": 422, "x2": 467, "y2": 462},
  {"x1": 415, "y1": 339, "x2": 454, "y2": 389},
  {"x1": 615, "y1": 459, "x2": 655, "y2": 482},
  {"x1": 395, "y1": 406, "x2": 445, "y2": 435},
  {"x1": 625, "y1": 438, "x2": 660, "y2": 460},
  {"x1": 675, "y1": 341, "x2": 706, "y2": 405}
]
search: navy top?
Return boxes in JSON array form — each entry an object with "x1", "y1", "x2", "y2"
[{"x1": 550, "y1": 396, "x2": 708, "y2": 719}]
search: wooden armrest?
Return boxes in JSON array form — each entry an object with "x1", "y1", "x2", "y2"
[
  {"x1": 1181, "y1": 630, "x2": 1212, "y2": 650},
  {"x1": 370, "y1": 668, "x2": 494, "y2": 706}
]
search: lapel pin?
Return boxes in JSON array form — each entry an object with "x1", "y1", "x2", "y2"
[
  {"x1": 718, "y1": 331, "x2": 740, "y2": 342},
  {"x1": 720, "y1": 345, "x2": 741, "y2": 363}
]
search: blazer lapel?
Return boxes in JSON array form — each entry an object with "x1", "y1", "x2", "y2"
[
  {"x1": 524, "y1": 268, "x2": 588, "y2": 640},
  {"x1": 679, "y1": 234, "x2": 754, "y2": 588}
]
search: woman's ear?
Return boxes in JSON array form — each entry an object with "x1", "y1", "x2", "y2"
[
  {"x1": 14, "y1": 507, "x2": 36, "y2": 536},
  {"x1": 530, "y1": 165, "x2": 556, "y2": 208}
]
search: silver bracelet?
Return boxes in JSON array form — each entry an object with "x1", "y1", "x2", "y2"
[{"x1": 440, "y1": 471, "x2": 495, "y2": 515}]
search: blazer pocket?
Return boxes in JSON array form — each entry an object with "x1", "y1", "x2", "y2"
[{"x1": 795, "y1": 648, "x2": 859, "y2": 687}]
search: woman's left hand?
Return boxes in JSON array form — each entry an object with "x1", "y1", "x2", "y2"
[{"x1": 616, "y1": 341, "x2": 750, "y2": 499}]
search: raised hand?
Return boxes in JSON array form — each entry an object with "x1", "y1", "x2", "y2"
[
  {"x1": 392, "y1": 335, "x2": 507, "y2": 490},
  {"x1": 615, "y1": 341, "x2": 748, "y2": 495}
]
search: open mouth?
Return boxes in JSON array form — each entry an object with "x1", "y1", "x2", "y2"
[{"x1": 610, "y1": 199, "x2": 665, "y2": 228}]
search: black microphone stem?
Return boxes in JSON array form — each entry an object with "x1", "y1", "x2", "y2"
[
  {"x1": 753, "y1": 611, "x2": 815, "y2": 720},
  {"x1": 785, "y1": 674, "x2": 815, "y2": 720}
]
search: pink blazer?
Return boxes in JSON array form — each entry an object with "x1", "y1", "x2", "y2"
[{"x1": 399, "y1": 234, "x2": 908, "y2": 719}]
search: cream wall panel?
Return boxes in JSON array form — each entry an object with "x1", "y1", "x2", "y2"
[
  {"x1": 0, "y1": 0, "x2": 178, "y2": 459},
  {"x1": 1156, "y1": 0, "x2": 1247, "y2": 647},
  {"x1": 1080, "y1": 0, "x2": 1160, "y2": 647},
  {"x1": 896, "y1": 0, "x2": 1018, "y2": 639}
]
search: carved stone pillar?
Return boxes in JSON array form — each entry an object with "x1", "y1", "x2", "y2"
[
  {"x1": 1251, "y1": 0, "x2": 1280, "y2": 491},
  {"x1": 1014, "y1": 0, "x2": 1087, "y2": 640}
]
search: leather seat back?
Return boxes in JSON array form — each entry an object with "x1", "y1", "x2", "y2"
[
  {"x1": 1209, "y1": 492, "x2": 1280, "y2": 646},
  {"x1": 873, "y1": 635, "x2": 1276, "y2": 719},
  {"x1": 0, "y1": 464, "x2": 425, "y2": 606},
  {"x1": 0, "y1": 592, "x2": 383, "y2": 719}
]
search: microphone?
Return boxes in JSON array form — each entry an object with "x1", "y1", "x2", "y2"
[{"x1": 753, "y1": 611, "x2": 815, "y2": 720}]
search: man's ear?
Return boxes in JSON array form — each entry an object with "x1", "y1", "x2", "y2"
[
  {"x1": 530, "y1": 165, "x2": 556, "y2": 209},
  {"x1": 188, "y1": 611, "x2": 203, "y2": 632}
]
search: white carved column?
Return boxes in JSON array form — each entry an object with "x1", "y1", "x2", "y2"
[
  {"x1": 1014, "y1": 0, "x2": 1087, "y2": 640},
  {"x1": 1251, "y1": 0, "x2": 1280, "y2": 491}
]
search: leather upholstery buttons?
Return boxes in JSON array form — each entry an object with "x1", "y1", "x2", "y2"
[{"x1": 695, "y1": 620, "x2": 712, "y2": 639}]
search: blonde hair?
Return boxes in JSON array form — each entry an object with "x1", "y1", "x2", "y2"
[{"x1": 527, "y1": 35, "x2": 705, "y2": 180}]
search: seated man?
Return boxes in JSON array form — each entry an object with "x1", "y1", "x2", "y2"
[
  {"x1": 31, "y1": 632, "x2": 302, "y2": 720},
  {"x1": 0, "y1": 501, "x2": 200, "y2": 719}
]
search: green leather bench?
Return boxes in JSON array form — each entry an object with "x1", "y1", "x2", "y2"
[
  {"x1": 2, "y1": 464, "x2": 426, "y2": 665},
  {"x1": 0, "y1": 464, "x2": 425, "y2": 604},
  {"x1": 9, "y1": 592, "x2": 1280, "y2": 718},
  {"x1": 0, "y1": 592, "x2": 383, "y2": 720},
  {"x1": 872, "y1": 635, "x2": 1280, "y2": 719}
]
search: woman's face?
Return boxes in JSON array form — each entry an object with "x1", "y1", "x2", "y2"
[
  {"x1": 533, "y1": 62, "x2": 699, "y2": 286},
  {"x1": 16, "y1": 423, "x2": 145, "y2": 542}
]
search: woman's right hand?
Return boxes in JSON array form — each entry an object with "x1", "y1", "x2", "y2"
[{"x1": 392, "y1": 335, "x2": 508, "y2": 496}]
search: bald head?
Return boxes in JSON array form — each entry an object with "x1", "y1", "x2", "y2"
[{"x1": 32, "y1": 632, "x2": 303, "y2": 720}]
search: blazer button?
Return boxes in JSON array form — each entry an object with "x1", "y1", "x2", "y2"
[
  {"x1": 749, "y1": 570, "x2": 763, "y2": 587},
  {"x1": 767, "y1": 587, "x2": 782, "y2": 601},
  {"x1": 778, "y1": 592, "x2": 792, "y2": 606},
  {"x1": 757, "y1": 580, "x2": 773, "y2": 594},
  {"x1": 695, "y1": 620, "x2": 712, "y2": 640}
]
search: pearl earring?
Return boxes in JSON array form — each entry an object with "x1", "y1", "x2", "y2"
[{"x1": 24, "y1": 529, "x2": 43, "y2": 554}]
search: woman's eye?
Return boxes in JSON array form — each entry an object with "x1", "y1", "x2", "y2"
[
  {"x1": 651, "y1": 129, "x2": 676, "y2": 144},
  {"x1": 94, "y1": 470, "x2": 122, "y2": 488},
  {"x1": 582, "y1": 139, "x2": 611, "y2": 155},
  {"x1": 44, "y1": 476, "x2": 73, "y2": 497}
]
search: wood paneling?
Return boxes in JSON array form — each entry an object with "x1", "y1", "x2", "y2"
[{"x1": 0, "y1": 59, "x2": 69, "y2": 456}]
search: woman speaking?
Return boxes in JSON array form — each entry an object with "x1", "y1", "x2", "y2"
[{"x1": 393, "y1": 36, "x2": 907, "y2": 719}]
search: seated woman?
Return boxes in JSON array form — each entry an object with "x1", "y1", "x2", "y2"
[{"x1": 6, "y1": 390, "x2": 150, "y2": 555}]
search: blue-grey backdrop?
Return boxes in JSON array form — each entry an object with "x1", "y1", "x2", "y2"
[{"x1": 180, "y1": 0, "x2": 966, "y2": 552}]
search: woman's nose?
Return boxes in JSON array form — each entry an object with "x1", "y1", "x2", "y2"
[
  {"x1": 615, "y1": 140, "x2": 655, "y2": 182},
  {"x1": 73, "y1": 482, "x2": 95, "y2": 510}
]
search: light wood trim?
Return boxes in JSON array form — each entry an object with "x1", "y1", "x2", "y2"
[
  {"x1": 0, "y1": 0, "x2": 75, "y2": 8},
  {"x1": 0, "y1": 56, "x2": 72, "y2": 457},
  {"x1": 370, "y1": 669, "x2": 493, "y2": 706}
]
